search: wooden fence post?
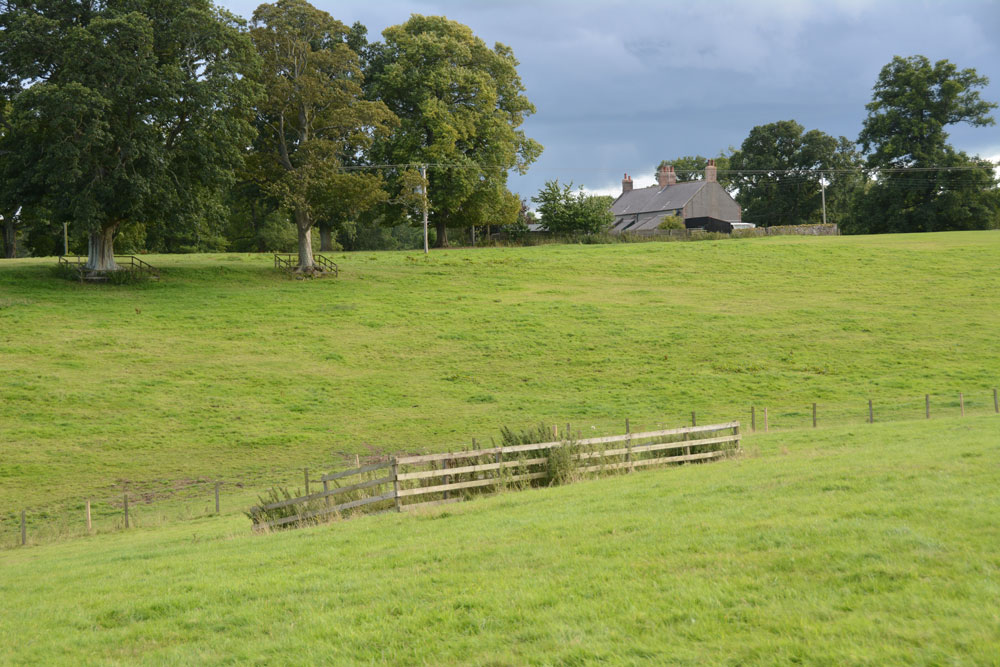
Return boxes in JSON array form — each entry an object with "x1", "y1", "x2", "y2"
[
  {"x1": 552, "y1": 425, "x2": 557, "y2": 439},
  {"x1": 20, "y1": 509, "x2": 26, "y2": 546},
  {"x1": 751, "y1": 406, "x2": 756, "y2": 433},
  {"x1": 123, "y1": 494, "x2": 129, "y2": 529},
  {"x1": 960, "y1": 392, "x2": 964, "y2": 417},
  {"x1": 926, "y1": 394, "x2": 930, "y2": 419},
  {"x1": 625, "y1": 418, "x2": 632, "y2": 472},
  {"x1": 303, "y1": 468, "x2": 310, "y2": 496},
  {"x1": 391, "y1": 458, "x2": 401, "y2": 512},
  {"x1": 443, "y1": 459, "x2": 450, "y2": 500},
  {"x1": 812, "y1": 403, "x2": 817, "y2": 428},
  {"x1": 214, "y1": 482, "x2": 221, "y2": 514},
  {"x1": 764, "y1": 407, "x2": 769, "y2": 433},
  {"x1": 323, "y1": 479, "x2": 330, "y2": 508},
  {"x1": 495, "y1": 447, "x2": 503, "y2": 487},
  {"x1": 691, "y1": 412, "x2": 696, "y2": 427},
  {"x1": 868, "y1": 399, "x2": 873, "y2": 424},
  {"x1": 994, "y1": 388, "x2": 999, "y2": 414},
  {"x1": 86, "y1": 500, "x2": 92, "y2": 533}
]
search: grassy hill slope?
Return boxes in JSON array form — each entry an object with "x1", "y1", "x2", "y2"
[
  {"x1": 1, "y1": 417, "x2": 998, "y2": 664},
  {"x1": 2, "y1": 232, "x2": 999, "y2": 538}
]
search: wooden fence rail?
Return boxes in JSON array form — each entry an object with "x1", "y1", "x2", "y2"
[{"x1": 250, "y1": 421, "x2": 740, "y2": 531}]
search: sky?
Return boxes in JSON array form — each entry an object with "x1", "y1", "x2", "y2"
[{"x1": 218, "y1": 0, "x2": 1000, "y2": 200}]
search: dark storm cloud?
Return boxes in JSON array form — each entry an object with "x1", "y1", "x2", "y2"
[{"x1": 220, "y1": 0, "x2": 1000, "y2": 197}]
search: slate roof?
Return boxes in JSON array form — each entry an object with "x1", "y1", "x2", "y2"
[{"x1": 610, "y1": 181, "x2": 705, "y2": 217}]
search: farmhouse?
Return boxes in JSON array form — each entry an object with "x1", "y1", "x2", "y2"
[{"x1": 610, "y1": 160, "x2": 741, "y2": 234}]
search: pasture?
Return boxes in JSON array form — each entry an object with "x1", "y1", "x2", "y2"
[
  {"x1": 2, "y1": 232, "x2": 999, "y2": 542},
  {"x1": 1, "y1": 417, "x2": 998, "y2": 663}
]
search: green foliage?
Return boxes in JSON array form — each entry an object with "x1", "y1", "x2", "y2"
[
  {"x1": 657, "y1": 214, "x2": 686, "y2": 231},
  {"x1": 248, "y1": 0, "x2": 396, "y2": 269},
  {"x1": 531, "y1": 180, "x2": 614, "y2": 234},
  {"x1": 245, "y1": 487, "x2": 317, "y2": 529},
  {"x1": 852, "y1": 55, "x2": 1000, "y2": 233},
  {"x1": 729, "y1": 121, "x2": 862, "y2": 227},
  {"x1": 367, "y1": 15, "x2": 542, "y2": 246},
  {"x1": 0, "y1": 0, "x2": 261, "y2": 265},
  {"x1": 498, "y1": 423, "x2": 552, "y2": 447},
  {"x1": 545, "y1": 437, "x2": 579, "y2": 486}
]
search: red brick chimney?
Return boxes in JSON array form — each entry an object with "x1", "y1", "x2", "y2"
[
  {"x1": 622, "y1": 173, "x2": 633, "y2": 193},
  {"x1": 657, "y1": 165, "x2": 677, "y2": 188},
  {"x1": 705, "y1": 159, "x2": 717, "y2": 182}
]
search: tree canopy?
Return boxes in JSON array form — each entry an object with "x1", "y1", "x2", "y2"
[
  {"x1": 532, "y1": 180, "x2": 613, "y2": 235},
  {"x1": 366, "y1": 15, "x2": 542, "y2": 247},
  {"x1": 850, "y1": 55, "x2": 999, "y2": 233},
  {"x1": 0, "y1": 0, "x2": 261, "y2": 269},
  {"x1": 249, "y1": 0, "x2": 396, "y2": 270},
  {"x1": 729, "y1": 121, "x2": 860, "y2": 227}
]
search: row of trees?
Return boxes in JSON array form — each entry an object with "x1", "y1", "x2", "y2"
[
  {"x1": 0, "y1": 0, "x2": 541, "y2": 269},
  {"x1": 656, "y1": 56, "x2": 999, "y2": 233}
]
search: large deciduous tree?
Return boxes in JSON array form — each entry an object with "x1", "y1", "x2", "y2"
[
  {"x1": 0, "y1": 0, "x2": 260, "y2": 270},
  {"x1": 729, "y1": 120, "x2": 860, "y2": 227},
  {"x1": 367, "y1": 15, "x2": 542, "y2": 247},
  {"x1": 249, "y1": 0, "x2": 396, "y2": 271},
  {"x1": 852, "y1": 55, "x2": 999, "y2": 233}
]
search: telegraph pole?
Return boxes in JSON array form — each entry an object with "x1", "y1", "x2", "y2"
[
  {"x1": 63, "y1": 223, "x2": 69, "y2": 256},
  {"x1": 820, "y1": 174, "x2": 827, "y2": 225},
  {"x1": 419, "y1": 164, "x2": 429, "y2": 255}
]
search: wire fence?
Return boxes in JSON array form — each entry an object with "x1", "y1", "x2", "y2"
[{"x1": 3, "y1": 387, "x2": 997, "y2": 550}]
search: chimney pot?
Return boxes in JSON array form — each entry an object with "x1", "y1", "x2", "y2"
[
  {"x1": 657, "y1": 164, "x2": 671, "y2": 188},
  {"x1": 705, "y1": 159, "x2": 717, "y2": 183},
  {"x1": 622, "y1": 172, "x2": 633, "y2": 194}
]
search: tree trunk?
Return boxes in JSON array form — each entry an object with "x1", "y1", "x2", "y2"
[
  {"x1": 294, "y1": 209, "x2": 314, "y2": 271},
  {"x1": 319, "y1": 225, "x2": 333, "y2": 252},
  {"x1": 434, "y1": 220, "x2": 448, "y2": 248},
  {"x1": 1, "y1": 215, "x2": 15, "y2": 259},
  {"x1": 86, "y1": 225, "x2": 118, "y2": 271}
]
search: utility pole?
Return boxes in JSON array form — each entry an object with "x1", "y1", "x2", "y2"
[
  {"x1": 63, "y1": 223, "x2": 69, "y2": 256},
  {"x1": 820, "y1": 174, "x2": 827, "y2": 225},
  {"x1": 419, "y1": 164, "x2": 429, "y2": 255}
]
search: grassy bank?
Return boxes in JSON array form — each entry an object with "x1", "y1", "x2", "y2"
[
  {"x1": 1, "y1": 231, "x2": 999, "y2": 539},
  {"x1": 1, "y1": 416, "x2": 998, "y2": 663}
]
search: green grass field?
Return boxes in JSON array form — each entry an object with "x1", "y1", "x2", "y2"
[
  {"x1": 1, "y1": 417, "x2": 998, "y2": 663},
  {"x1": 2, "y1": 231, "x2": 1000, "y2": 662},
  {"x1": 2, "y1": 232, "x2": 999, "y2": 541}
]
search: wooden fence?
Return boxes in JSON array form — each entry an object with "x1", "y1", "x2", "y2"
[
  {"x1": 249, "y1": 421, "x2": 741, "y2": 531},
  {"x1": 273, "y1": 253, "x2": 339, "y2": 275}
]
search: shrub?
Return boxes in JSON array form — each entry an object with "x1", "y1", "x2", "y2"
[
  {"x1": 246, "y1": 487, "x2": 324, "y2": 530},
  {"x1": 657, "y1": 214, "x2": 685, "y2": 230},
  {"x1": 546, "y1": 436, "x2": 579, "y2": 486}
]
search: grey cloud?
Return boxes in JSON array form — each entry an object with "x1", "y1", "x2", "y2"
[{"x1": 219, "y1": 0, "x2": 1000, "y2": 200}]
